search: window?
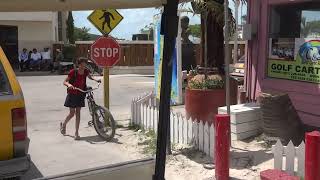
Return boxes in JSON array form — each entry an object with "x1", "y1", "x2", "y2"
[
  {"x1": 267, "y1": 3, "x2": 320, "y2": 84},
  {"x1": 0, "y1": 62, "x2": 12, "y2": 95}
]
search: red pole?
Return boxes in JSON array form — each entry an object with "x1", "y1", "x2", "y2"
[
  {"x1": 305, "y1": 131, "x2": 320, "y2": 180},
  {"x1": 215, "y1": 114, "x2": 231, "y2": 180}
]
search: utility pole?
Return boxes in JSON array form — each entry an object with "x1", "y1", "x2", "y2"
[
  {"x1": 224, "y1": 0, "x2": 231, "y2": 115},
  {"x1": 233, "y1": 0, "x2": 240, "y2": 64},
  {"x1": 153, "y1": 0, "x2": 179, "y2": 179}
]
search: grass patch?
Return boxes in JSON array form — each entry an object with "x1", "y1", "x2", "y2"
[
  {"x1": 137, "y1": 130, "x2": 157, "y2": 156},
  {"x1": 128, "y1": 124, "x2": 175, "y2": 156}
]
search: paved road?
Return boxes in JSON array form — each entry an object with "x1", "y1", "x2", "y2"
[{"x1": 19, "y1": 75, "x2": 154, "y2": 179}]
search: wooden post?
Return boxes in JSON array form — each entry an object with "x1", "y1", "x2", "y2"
[
  {"x1": 224, "y1": 0, "x2": 231, "y2": 115},
  {"x1": 215, "y1": 114, "x2": 230, "y2": 180},
  {"x1": 305, "y1": 131, "x2": 320, "y2": 180},
  {"x1": 233, "y1": 0, "x2": 240, "y2": 64}
]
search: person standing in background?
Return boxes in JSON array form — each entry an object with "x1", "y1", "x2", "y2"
[
  {"x1": 30, "y1": 48, "x2": 42, "y2": 71},
  {"x1": 18, "y1": 48, "x2": 28, "y2": 72},
  {"x1": 51, "y1": 48, "x2": 63, "y2": 73},
  {"x1": 41, "y1": 48, "x2": 52, "y2": 71},
  {"x1": 26, "y1": 50, "x2": 33, "y2": 70}
]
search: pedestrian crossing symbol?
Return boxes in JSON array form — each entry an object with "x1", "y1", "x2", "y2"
[{"x1": 88, "y1": 9, "x2": 123, "y2": 35}]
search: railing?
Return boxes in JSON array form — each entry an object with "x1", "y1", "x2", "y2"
[
  {"x1": 53, "y1": 41, "x2": 154, "y2": 67},
  {"x1": 131, "y1": 92, "x2": 215, "y2": 159},
  {"x1": 272, "y1": 140, "x2": 305, "y2": 177},
  {"x1": 53, "y1": 41, "x2": 246, "y2": 67}
]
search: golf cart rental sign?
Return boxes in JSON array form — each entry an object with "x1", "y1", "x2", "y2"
[{"x1": 268, "y1": 38, "x2": 320, "y2": 84}]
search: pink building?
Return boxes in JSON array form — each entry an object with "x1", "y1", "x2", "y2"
[{"x1": 246, "y1": 0, "x2": 320, "y2": 128}]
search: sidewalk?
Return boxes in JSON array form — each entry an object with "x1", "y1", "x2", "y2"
[
  {"x1": 15, "y1": 71, "x2": 57, "y2": 76},
  {"x1": 15, "y1": 66, "x2": 154, "y2": 76},
  {"x1": 166, "y1": 104, "x2": 272, "y2": 180}
]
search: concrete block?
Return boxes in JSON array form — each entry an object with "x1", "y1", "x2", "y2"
[
  {"x1": 218, "y1": 103, "x2": 261, "y2": 124},
  {"x1": 231, "y1": 120, "x2": 262, "y2": 134},
  {"x1": 231, "y1": 129, "x2": 262, "y2": 140},
  {"x1": 219, "y1": 103, "x2": 262, "y2": 140}
]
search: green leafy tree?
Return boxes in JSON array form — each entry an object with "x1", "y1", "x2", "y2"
[
  {"x1": 301, "y1": 18, "x2": 320, "y2": 38},
  {"x1": 140, "y1": 25, "x2": 152, "y2": 34},
  {"x1": 139, "y1": 23, "x2": 154, "y2": 40},
  {"x1": 66, "y1": 11, "x2": 75, "y2": 44},
  {"x1": 189, "y1": 24, "x2": 201, "y2": 38},
  {"x1": 74, "y1": 27, "x2": 91, "y2": 41}
]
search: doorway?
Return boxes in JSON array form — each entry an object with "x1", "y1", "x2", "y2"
[{"x1": 0, "y1": 25, "x2": 18, "y2": 68}]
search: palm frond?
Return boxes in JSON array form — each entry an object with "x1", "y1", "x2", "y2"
[{"x1": 191, "y1": 0, "x2": 239, "y2": 35}]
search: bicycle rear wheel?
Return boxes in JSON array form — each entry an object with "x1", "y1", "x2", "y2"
[{"x1": 93, "y1": 106, "x2": 116, "y2": 141}]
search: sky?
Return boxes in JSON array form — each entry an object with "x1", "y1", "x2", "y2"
[{"x1": 73, "y1": 2, "x2": 247, "y2": 40}]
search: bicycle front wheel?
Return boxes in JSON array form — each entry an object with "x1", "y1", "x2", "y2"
[{"x1": 93, "y1": 106, "x2": 116, "y2": 141}]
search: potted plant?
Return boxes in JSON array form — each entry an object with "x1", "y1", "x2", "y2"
[{"x1": 185, "y1": 67, "x2": 226, "y2": 124}]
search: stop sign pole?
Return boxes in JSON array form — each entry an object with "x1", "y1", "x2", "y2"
[
  {"x1": 104, "y1": 60, "x2": 110, "y2": 109},
  {"x1": 90, "y1": 36, "x2": 121, "y2": 109}
]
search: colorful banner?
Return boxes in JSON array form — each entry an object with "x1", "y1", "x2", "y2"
[
  {"x1": 268, "y1": 38, "x2": 320, "y2": 84},
  {"x1": 154, "y1": 14, "x2": 182, "y2": 105}
]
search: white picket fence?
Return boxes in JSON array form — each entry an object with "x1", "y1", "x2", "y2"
[
  {"x1": 131, "y1": 92, "x2": 215, "y2": 159},
  {"x1": 272, "y1": 140, "x2": 305, "y2": 177}
]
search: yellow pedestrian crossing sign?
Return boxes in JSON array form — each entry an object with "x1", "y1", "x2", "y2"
[{"x1": 88, "y1": 9, "x2": 123, "y2": 35}]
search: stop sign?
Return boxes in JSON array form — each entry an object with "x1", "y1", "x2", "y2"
[{"x1": 90, "y1": 36, "x2": 121, "y2": 67}]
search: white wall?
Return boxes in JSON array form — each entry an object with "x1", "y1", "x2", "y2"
[
  {"x1": 0, "y1": 12, "x2": 55, "y2": 22},
  {"x1": 0, "y1": 21, "x2": 54, "y2": 52},
  {"x1": 51, "y1": 12, "x2": 59, "y2": 42}
]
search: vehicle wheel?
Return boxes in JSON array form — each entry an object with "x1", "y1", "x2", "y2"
[{"x1": 93, "y1": 106, "x2": 116, "y2": 141}]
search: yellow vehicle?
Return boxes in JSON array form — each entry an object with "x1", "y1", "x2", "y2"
[{"x1": 0, "y1": 47, "x2": 30, "y2": 178}]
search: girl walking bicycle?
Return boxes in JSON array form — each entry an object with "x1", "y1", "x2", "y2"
[{"x1": 60, "y1": 58, "x2": 101, "y2": 140}]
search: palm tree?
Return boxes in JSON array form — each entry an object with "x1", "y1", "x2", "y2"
[{"x1": 191, "y1": 0, "x2": 246, "y2": 74}]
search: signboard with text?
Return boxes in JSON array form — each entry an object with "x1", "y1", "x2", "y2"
[
  {"x1": 90, "y1": 36, "x2": 121, "y2": 67},
  {"x1": 268, "y1": 38, "x2": 320, "y2": 84}
]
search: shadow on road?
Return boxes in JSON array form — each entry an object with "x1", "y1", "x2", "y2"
[
  {"x1": 22, "y1": 161, "x2": 43, "y2": 180},
  {"x1": 83, "y1": 135, "x2": 123, "y2": 145},
  {"x1": 230, "y1": 148, "x2": 273, "y2": 170},
  {"x1": 230, "y1": 177, "x2": 244, "y2": 180},
  {"x1": 64, "y1": 134, "x2": 123, "y2": 145},
  {"x1": 175, "y1": 148, "x2": 213, "y2": 164}
]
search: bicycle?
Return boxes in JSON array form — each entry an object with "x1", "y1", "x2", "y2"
[
  {"x1": 74, "y1": 82, "x2": 116, "y2": 141},
  {"x1": 86, "y1": 60, "x2": 103, "y2": 75}
]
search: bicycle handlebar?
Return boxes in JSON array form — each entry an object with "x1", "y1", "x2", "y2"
[{"x1": 72, "y1": 82, "x2": 101, "y2": 93}]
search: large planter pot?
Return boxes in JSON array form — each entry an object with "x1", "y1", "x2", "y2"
[{"x1": 185, "y1": 88, "x2": 226, "y2": 124}]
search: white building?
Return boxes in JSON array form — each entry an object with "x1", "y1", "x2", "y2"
[{"x1": 0, "y1": 11, "x2": 68, "y2": 64}]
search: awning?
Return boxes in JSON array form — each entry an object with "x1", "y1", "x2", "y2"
[{"x1": 0, "y1": 0, "x2": 189, "y2": 11}]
